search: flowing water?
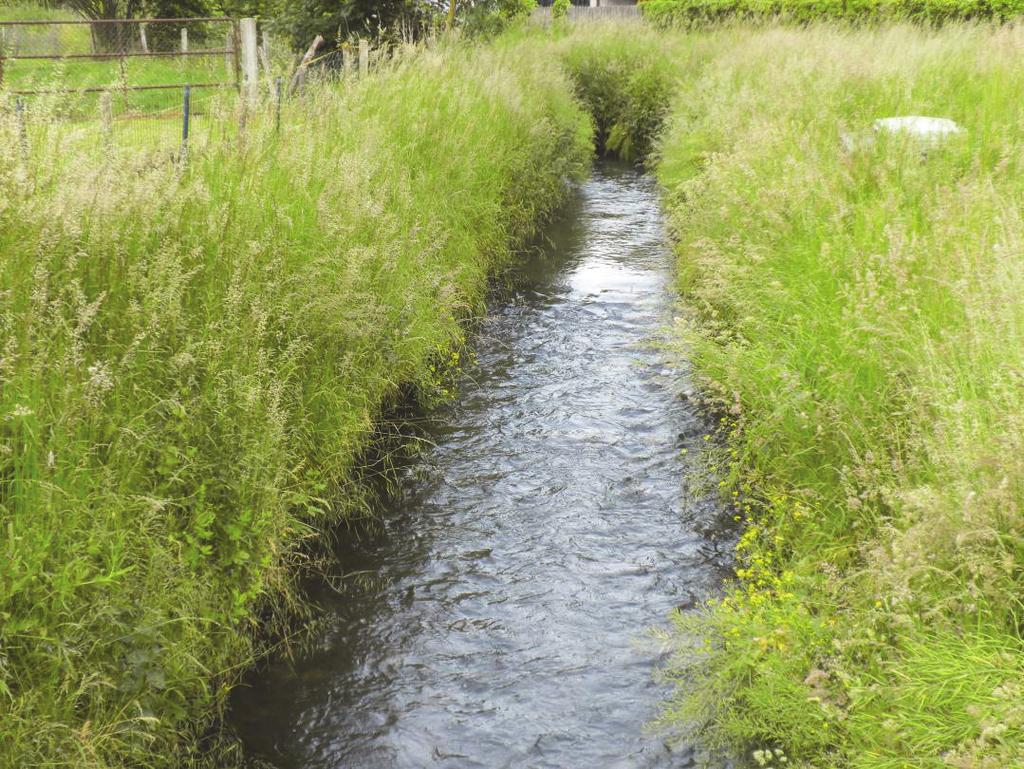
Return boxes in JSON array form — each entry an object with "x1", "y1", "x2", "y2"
[{"x1": 229, "y1": 164, "x2": 733, "y2": 769}]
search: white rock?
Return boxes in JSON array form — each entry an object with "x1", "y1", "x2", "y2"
[{"x1": 873, "y1": 116, "x2": 964, "y2": 144}]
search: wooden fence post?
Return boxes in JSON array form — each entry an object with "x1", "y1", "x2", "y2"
[
  {"x1": 181, "y1": 28, "x2": 188, "y2": 53},
  {"x1": 288, "y1": 34, "x2": 323, "y2": 96},
  {"x1": 239, "y1": 17, "x2": 259, "y2": 104},
  {"x1": 139, "y1": 22, "x2": 148, "y2": 53},
  {"x1": 358, "y1": 38, "x2": 368, "y2": 78}
]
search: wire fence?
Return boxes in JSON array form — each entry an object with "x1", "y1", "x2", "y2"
[
  {"x1": 0, "y1": 16, "x2": 240, "y2": 152},
  {"x1": 1, "y1": 17, "x2": 427, "y2": 162}
]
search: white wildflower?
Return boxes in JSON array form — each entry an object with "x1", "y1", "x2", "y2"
[{"x1": 6, "y1": 404, "x2": 33, "y2": 420}]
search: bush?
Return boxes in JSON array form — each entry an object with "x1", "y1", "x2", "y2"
[
  {"x1": 558, "y1": 28, "x2": 680, "y2": 161},
  {"x1": 640, "y1": 0, "x2": 1024, "y2": 25},
  {"x1": 463, "y1": 0, "x2": 539, "y2": 39}
]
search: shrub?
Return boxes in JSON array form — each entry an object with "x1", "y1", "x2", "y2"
[
  {"x1": 640, "y1": 0, "x2": 1024, "y2": 25},
  {"x1": 557, "y1": 28, "x2": 681, "y2": 161}
]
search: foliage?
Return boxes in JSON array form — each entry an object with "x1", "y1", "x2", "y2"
[
  {"x1": 655, "y1": 22, "x2": 1024, "y2": 769},
  {"x1": 557, "y1": 28, "x2": 680, "y2": 162},
  {"x1": 552, "y1": 0, "x2": 570, "y2": 18},
  {"x1": 45, "y1": 0, "x2": 143, "y2": 20},
  {"x1": 212, "y1": 0, "x2": 283, "y2": 18},
  {"x1": 269, "y1": 0, "x2": 439, "y2": 49},
  {"x1": 0, "y1": 41, "x2": 591, "y2": 768},
  {"x1": 462, "y1": 0, "x2": 538, "y2": 38},
  {"x1": 143, "y1": 0, "x2": 210, "y2": 18},
  {"x1": 640, "y1": 0, "x2": 1024, "y2": 25}
]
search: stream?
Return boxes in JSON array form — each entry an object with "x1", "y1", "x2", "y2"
[{"x1": 228, "y1": 163, "x2": 733, "y2": 769}]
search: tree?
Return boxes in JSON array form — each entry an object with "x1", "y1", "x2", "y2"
[
  {"x1": 47, "y1": 1, "x2": 208, "y2": 50},
  {"x1": 272, "y1": 0, "x2": 441, "y2": 50},
  {"x1": 55, "y1": 0, "x2": 143, "y2": 18},
  {"x1": 46, "y1": 1, "x2": 143, "y2": 50},
  {"x1": 143, "y1": 0, "x2": 212, "y2": 48}
]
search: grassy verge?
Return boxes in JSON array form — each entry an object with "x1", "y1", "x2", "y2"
[
  {"x1": 0, "y1": 42, "x2": 590, "y2": 767},
  {"x1": 655, "y1": 22, "x2": 1024, "y2": 769}
]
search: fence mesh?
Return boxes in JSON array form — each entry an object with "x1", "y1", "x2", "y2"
[
  {"x1": 1, "y1": 17, "x2": 415, "y2": 162},
  {"x1": 0, "y1": 17, "x2": 239, "y2": 154}
]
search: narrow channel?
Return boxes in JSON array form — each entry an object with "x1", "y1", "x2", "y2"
[{"x1": 229, "y1": 163, "x2": 733, "y2": 769}]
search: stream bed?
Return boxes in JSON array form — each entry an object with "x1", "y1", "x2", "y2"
[{"x1": 228, "y1": 163, "x2": 733, "y2": 769}]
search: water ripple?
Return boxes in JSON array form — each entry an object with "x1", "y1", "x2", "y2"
[{"x1": 229, "y1": 164, "x2": 731, "y2": 769}]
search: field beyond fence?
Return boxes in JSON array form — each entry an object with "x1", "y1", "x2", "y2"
[
  {"x1": 0, "y1": 16, "x2": 244, "y2": 151},
  {"x1": 0, "y1": 16, "x2": 390, "y2": 157}
]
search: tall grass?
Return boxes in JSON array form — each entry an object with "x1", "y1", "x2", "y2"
[
  {"x1": 655, "y1": 22, "x2": 1024, "y2": 769},
  {"x1": 556, "y1": 27, "x2": 682, "y2": 161},
  {"x1": 0, "y1": 42, "x2": 590, "y2": 767},
  {"x1": 6, "y1": 16, "x2": 1023, "y2": 769}
]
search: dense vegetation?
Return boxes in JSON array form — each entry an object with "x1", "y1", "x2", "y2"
[
  {"x1": 0, "y1": 42, "x2": 590, "y2": 767},
  {"x1": 653, "y1": 22, "x2": 1024, "y2": 769},
  {"x1": 19, "y1": 0, "x2": 535, "y2": 47},
  {"x1": 4, "y1": 5, "x2": 1024, "y2": 768},
  {"x1": 641, "y1": 0, "x2": 1024, "y2": 24}
]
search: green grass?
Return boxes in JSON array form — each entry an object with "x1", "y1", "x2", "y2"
[
  {"x1": 0, "y1": 40, "x2": 591, "y2": 767},
  {"x1": 2, "y1": 1, "x2": 236, "y2": 121},
  {"x1": 651, "y1": 21, "x2": 1024, "y2": 769},
  {"x1": 0, "y1": 1, "x2": 78, "y2": 23},
  {"x1": 4, "y1": 14, "x2": 1024, "y2": 769},
  {"x1": 5, "y1": 56, "x2": 233, "y2": 93}
]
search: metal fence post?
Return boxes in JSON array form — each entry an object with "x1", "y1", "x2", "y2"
[
  {"x1": 275, "y1": 76, "x2": 282, "y2": 133},
  {"x1": 180, "y1": 85, "x2": 190, "y2": 162}
]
